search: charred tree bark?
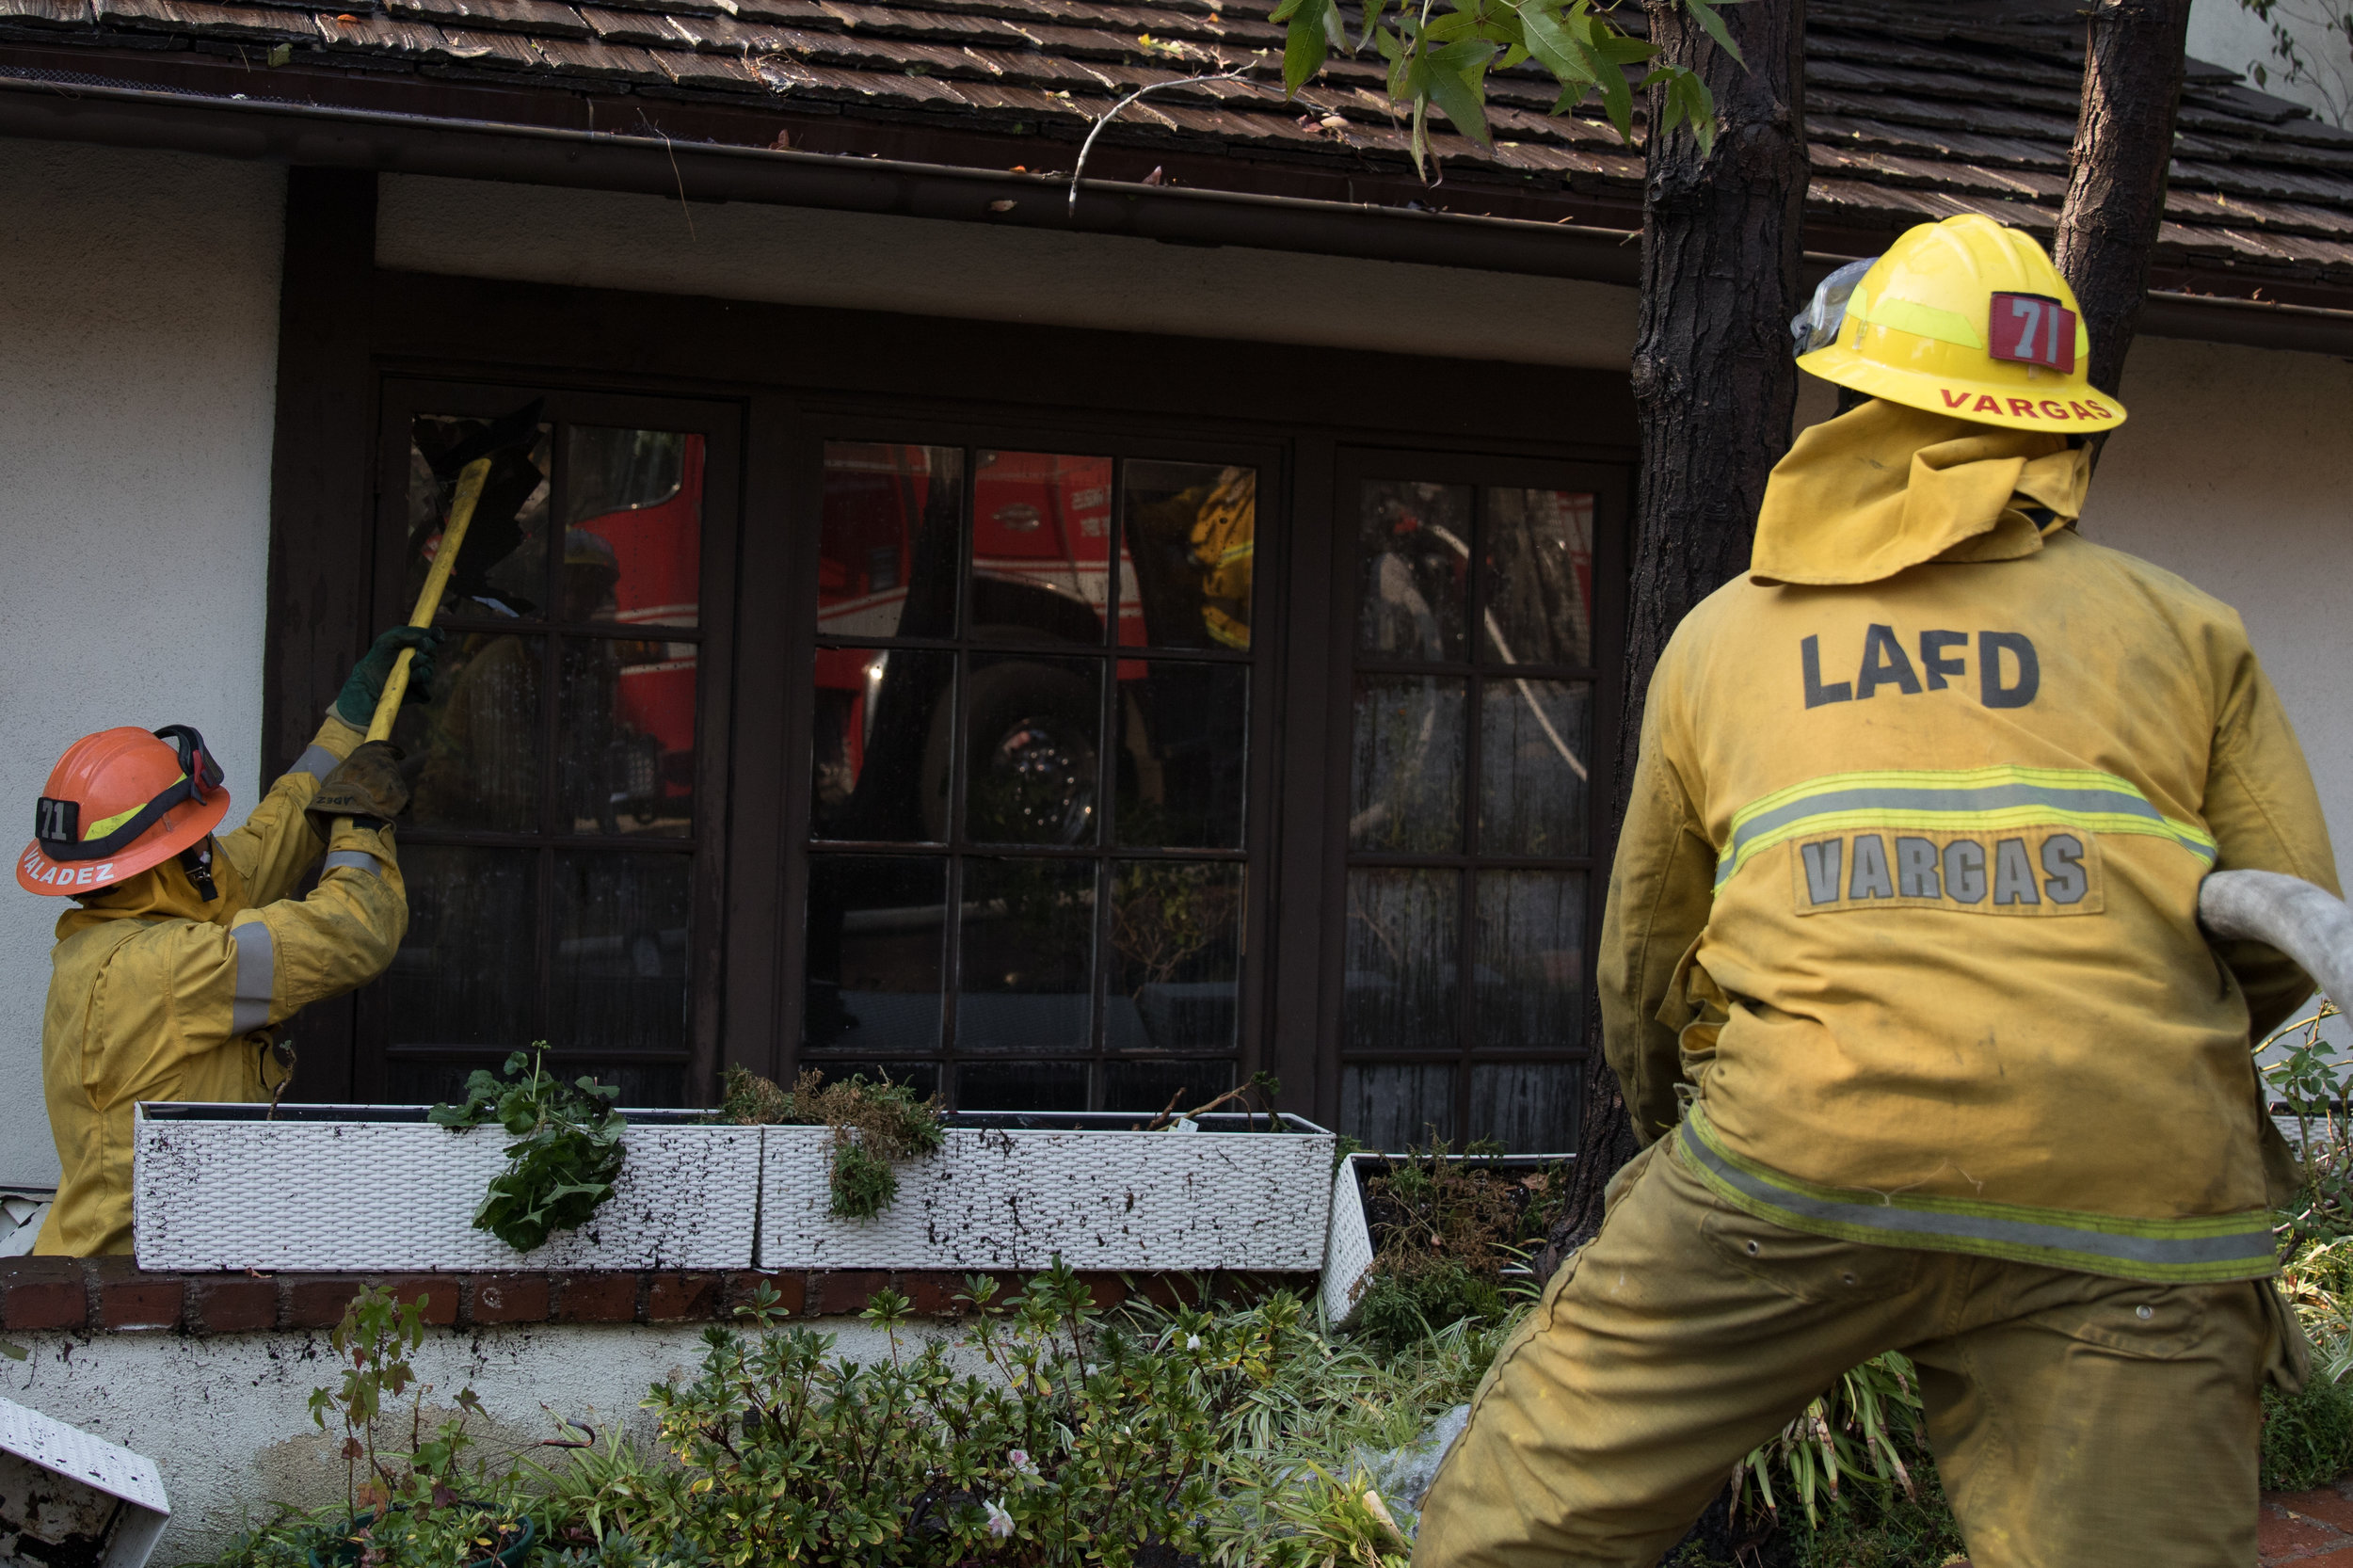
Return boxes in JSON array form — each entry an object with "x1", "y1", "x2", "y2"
[
  {"x1": 2053, "y1": 0, "x2": 2192, "y2": 404},
  {"x1": 1541, "y1": 0, "x2": 1809, "y2": 1272}
]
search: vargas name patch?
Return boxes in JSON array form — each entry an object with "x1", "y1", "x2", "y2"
[{"x1": 1790, "y1": 826, "x2": 2103, "y2": 917}]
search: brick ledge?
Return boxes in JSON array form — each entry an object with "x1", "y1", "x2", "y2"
[{"x1": 0, "y1": 1259, "x2": 1315, "y2": 1336}]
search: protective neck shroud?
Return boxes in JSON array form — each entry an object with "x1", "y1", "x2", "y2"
[{"x1": 1751, "y1": 399, "x2": 2092, "y2": 587}]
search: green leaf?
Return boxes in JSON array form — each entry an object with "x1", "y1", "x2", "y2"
[
  {"x1": 1356, "y1": 0, "x2": 1387, "y2": 47},
  {"x1": 1282, "y1": 0, "x2": 1332, "y2": 94},
  {"x1": 1686, "y1": 0, "x2": 1745, "y2": 66},
  {"x1": 1518, "y1": 2, "x2": 1590, "y2": 85},
  {"x1": 1424, "y1": 39, "x2": 1497, "y2": 146},
  {"x1": 1684, "y1": 71, "x2": 1719, "y2": 154}
]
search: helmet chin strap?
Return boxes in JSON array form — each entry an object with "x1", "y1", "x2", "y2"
[{"x1": 179, "y1": 837, "x2": 219, "y2": 904}]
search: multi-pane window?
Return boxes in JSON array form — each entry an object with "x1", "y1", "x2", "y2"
[
  {"x1": 1336, "y1": 478, "x2": 1600, "y2": 1151},
  {"x1": 375, "y1": 407, "x2": 709, "y2": 1105},
  {"x1": 803, "y1": 443, "x2": 1258, "y2": 1112}
]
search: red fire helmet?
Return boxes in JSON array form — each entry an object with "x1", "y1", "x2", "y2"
[{"x1": 17, "y1": 726, "x2": 230, "y2": 896}]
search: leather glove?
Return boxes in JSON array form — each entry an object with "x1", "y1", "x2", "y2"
[
  {"x1": 308, "y1": 742, "x2": 411, "y2": 836},
  {"x1": 335, "y1": 627, "x2": 443, "y2": 728}
]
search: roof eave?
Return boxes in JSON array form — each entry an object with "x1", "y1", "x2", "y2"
[{"x1": 4, "y1": 71, "x2": 2349, "y2": 357}]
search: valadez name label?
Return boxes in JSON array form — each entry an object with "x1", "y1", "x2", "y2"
[{"x1": 1791, "y1": 827, "x2": 2103, "y2": 918}]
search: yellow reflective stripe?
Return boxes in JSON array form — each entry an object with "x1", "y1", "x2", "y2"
[
  {"x1": 80, "y1": 772, "x2": 188, "y2": 841},
  {"x1": 1849, "y1": 287, "x2": 1987, "y2": 350},
  {"x1": 1679, "y1": 1107, "x2": 2278, "y2": 1284},
  {"x1": 1715, "y1": 766, "x2": 2216, "y2": 889}
]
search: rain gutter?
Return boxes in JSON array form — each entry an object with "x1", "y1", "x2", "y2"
[{"x1": 5, "y1": 70, "x2": 2353, "y2": 353}]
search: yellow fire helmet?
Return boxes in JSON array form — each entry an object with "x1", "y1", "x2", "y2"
[{"x1": 1792, "y1": 213, "x2": 2126, "y2": 434}]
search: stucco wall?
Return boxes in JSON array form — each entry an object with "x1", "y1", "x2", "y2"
[
  {"x1": 375, "y1": 172, "x2": 1643, "y2": 369},
  {"x1": 0, "y1": 139, "x2": 285, "y2": 1188},
  {"x1": 1, "y1": 1315, "x2": 904, "y2": 1561},
  {"x1": 2085, "y1": 334, "x2": 2353, "y2": 865},
  {"x1": 2187, "y1": 0, "x2": 2351, "y2": 126}
]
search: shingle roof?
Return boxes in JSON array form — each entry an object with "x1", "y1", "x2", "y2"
[{"x1": 6, "y1": 0, "x2": 2353, "y2": 301}]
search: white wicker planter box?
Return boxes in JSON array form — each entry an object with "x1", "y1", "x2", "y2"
[
  {"x1": 1319, "y1": 1150, "x2": 1574, "y2": 1327},
  {"x1": 760, "y1": 1112, "x2": 1336, "y2": 1272},
  {"x1": 132, "y1": 1103, "x2": 761, "y2": 1272}
]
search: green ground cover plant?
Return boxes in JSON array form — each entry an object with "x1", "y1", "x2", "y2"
[
  {"x1": 431, "y1": 1047, "x2": 626, "y2": 1254},
  {"x1": 720, "y1": 1066, "x2": 945, "y2": 1219}
]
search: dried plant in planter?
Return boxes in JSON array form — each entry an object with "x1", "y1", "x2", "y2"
[
  {"x1": 430, "y1": 1046, "x2": 626, "y2": 1253},
  {"x1": 1353, "y1": 1144, "x2": 1568, "y2": 1354},
  {"x1": 723, "y1": 1065, "x2": 944, "y2": 1218}
]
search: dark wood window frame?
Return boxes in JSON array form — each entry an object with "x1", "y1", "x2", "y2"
[{"x1": 263, "y1": 168, "x2": 1639, "y2": 1137}]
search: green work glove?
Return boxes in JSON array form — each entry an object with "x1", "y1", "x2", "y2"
[
  {"x1": 335, "y1": 626, "x2": 443, "y2": 728},
  {"x1": 308, "y1": 742, "x2": 411, "y2": 836}
]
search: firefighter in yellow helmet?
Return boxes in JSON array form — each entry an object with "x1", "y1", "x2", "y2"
[
  {"x1": 17, "y1": 629, "x2": 439, "y2": 1256},
  {"x1": 1414, "y1": 214, "x2": 2336, "y2": 1567}
]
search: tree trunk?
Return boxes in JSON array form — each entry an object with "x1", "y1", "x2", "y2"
[
  {"x1": 2053, "y1": 0, "x2": 2192, "y2": 404},
  {"x1": 1540, "y1": 0, "x2": 1810, "y2": 1273}
]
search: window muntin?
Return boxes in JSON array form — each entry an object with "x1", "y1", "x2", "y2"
[
  {"x1": 380, "y1": 410, "x2": 707, "y2": 1106},
  {"x1": 804, "y1": 442, "x2": 1257, "y2": 1113},
  {"x1": 1339, "y1": 479, "x2": 1597, "y2": 1152}
]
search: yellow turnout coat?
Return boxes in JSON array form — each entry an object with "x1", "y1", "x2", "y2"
[
  {"x1": 34, "y1": 714, "x2": 408, "y2": 1256},
  {"x1": 1601, "y1": 400, "x2": 2338, "y2": 1283}
]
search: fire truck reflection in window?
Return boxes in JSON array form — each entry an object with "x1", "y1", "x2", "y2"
[
  {"x1": 807, "y1": 443, "x2": 1255, "y2": 1112},
  {"x1": 384, "y1": 414, "x2": 703, "y2": 1105}
]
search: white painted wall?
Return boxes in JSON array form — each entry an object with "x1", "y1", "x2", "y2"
[
  {"x1": 2189, "y1": 0, "x2": 2352, "y2": 125},
  {"x1": 0, "y1": 139, "x2": 285, "y2": 1188},
  {"x1": 375, "y1": 173, "x2": 1641, "y2": 370},
  {"x1": 1, "y1": 1315, "x2": 905, "y2": 1561}
]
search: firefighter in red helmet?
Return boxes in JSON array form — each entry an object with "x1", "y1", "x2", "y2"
[{"x1": 16, "y1": 628, "x2": 435, "y2": 1255}]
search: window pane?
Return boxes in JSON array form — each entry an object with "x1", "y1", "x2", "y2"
[
  {"x1": 1475, "y1": 871, "x2": 1588, "y2": 1049},
  {"x1": 408, "y1": 412, "x2": 552, "y2": 620},
  {"x1": 797, "y1": 1062, "x2": 941, "y2": 1101},
  {"x1": 957, "y1": 857, "x2": 1096, "y2": 1053},
  {"x1": 1343, "y1": 868, "x2": 1459, "y2": 1052},
  {"x1": 1115, "y1": 662, "x2": 1247, "y2": 850},
  {"x1": 550, "y1": 851, "x2": 692, "y2": 1054},
  {"x1": 1339, "y1": 1063, "x2": 1456, "y2": 1152},
  {"x1": 383, "y1": 1056, "x2": 685, "y2": 1109},
  {"x1": 401, "y1": 632, "x2": 541, "y2": 832},
  {"x1": 804, "y1": 855, "x2": 947, "y2": 1054},
  {"x1": 1359, "y1": 481, "x2": 1470, "y2": 661},
  {"x1": 1107, "y1": 860, "x2": 1241, "y2": 1053},
  {"x1": 1481, "y1": 488, "x2": 1593, "y2": 668},
  {"x1": 1466, "y1": 1063, "x2": 1578, "y2": 1152},
  {"x1": 1104, "y1": 1058, "x2": 1234, "y2": 1115},
  {"x1": 957, "y1": 1061, "x2": 1089, "y2": 1112},
  {"x1": 811, "y1": 648, "x2": 953, "y2": 843},
  {"x1": 562, "y1": 636, "x2": 695, "y2": 837},
  {"x1": 972, "y1": 451, "x2": 1115, "y2": 647},
  {"x1": 1351, "y1": 675, "x2": 1465, "y2": 853},
  {"x1": 1123, "y1": 460, "x2": 1257, "y2": 651},
  {"x1": 819, "y1": 443, "x2": 961, "y2": 640},
  {"x1": 1479, "y1": 679, "x2": 1592, "y2": 856},
  {"x1": 563, "y1": 428, "x2": 701, "y2": 631},
  {"x1": 385, "y1": 845, "x2": 537, "y2": 1048},
  {"x1": 965, "y1": 654, "x2": 1102, "y2": 847}
]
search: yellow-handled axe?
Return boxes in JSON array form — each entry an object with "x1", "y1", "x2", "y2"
[{"x1": 362, "y1": 456, "x2": 491, "y2": 743}]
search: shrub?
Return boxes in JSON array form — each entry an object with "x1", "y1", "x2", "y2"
[
  {"x1": 2264, "y1": 1378, "x2": 2353, "y2": 1493},
  {"x1": 721, "y1": 1066, "x2": 943, "y2": 1219},
  {"x1": 1349, "y1": 1144, "x2": 1565, "y2": 1353}
]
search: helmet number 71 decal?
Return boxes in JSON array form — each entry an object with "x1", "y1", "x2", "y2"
[{"x1": 1990, "y1": 292, "x2": 2076, "y2": 374}]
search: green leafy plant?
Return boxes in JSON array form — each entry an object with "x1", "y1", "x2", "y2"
[
  {"x1": 1270, "y1": 0, "x2": 1737, "y2": 176},
  {"x1": 1734, "y1": 1353, "x2": 1925, "y2": 1533},
  {"x1": 721, "y1": 1065, "x2": 944, "y2": 1219},
  {"x1": 635, "y1": 1259, "x2": 1323, "y2": 1566},
  {"x1": 288, "y1": 1286, "x2": 530, "y2": 1568},
  {"x1": 2265, "y1": 1376, "x2": 2353, "y2": 1492},
  {"x1": 1349, "y1": 1143, "x2": 1565, "y2": 1353},
  {"x1": 432, "y1": 1046, "x2": 627, "y2": 1253}
]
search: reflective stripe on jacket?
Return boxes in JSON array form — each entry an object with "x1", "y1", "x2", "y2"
[
  {"x1": 1600, "y1": 406, "x2": 2337, "y2": 1284},
  {"x1": 33, "y1": 714, "x2": 408, "y2": 1256}
]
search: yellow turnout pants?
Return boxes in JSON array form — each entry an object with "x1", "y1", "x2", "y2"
[{"x1": 1414, "y1": 1134, "x2": 2287, "y2": 1568}]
